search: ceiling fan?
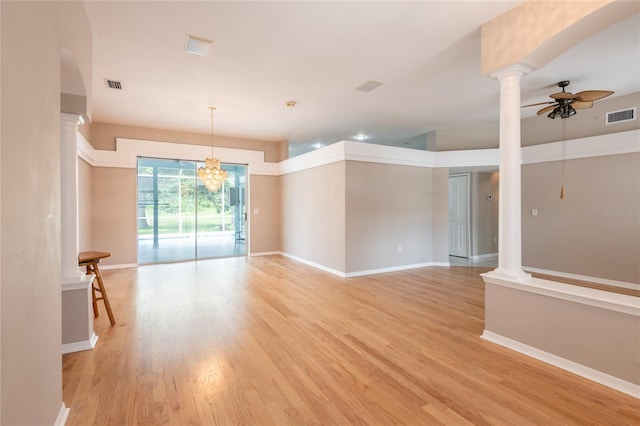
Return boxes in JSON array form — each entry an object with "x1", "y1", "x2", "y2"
[{"x1": 522, "y1": 80, "x2": 614, "y2": 119}]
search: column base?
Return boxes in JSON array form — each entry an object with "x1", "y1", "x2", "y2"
[
  {"x1": 61, "y1": 274, "x2": 96, "y2": 352},
  {"x1": 483, "y1": 268, "x2": 531, "y2": 282}
]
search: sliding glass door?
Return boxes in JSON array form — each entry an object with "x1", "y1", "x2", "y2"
[{"x1": 137, "y1": 157, "x2": 246, "y2": 264}]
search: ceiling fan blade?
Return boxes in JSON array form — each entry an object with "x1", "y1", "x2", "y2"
[
  {"x1": 575, "y1": 90, "x2": 614, "y2": 102},
  {"x1": 572, "y1": 100, "x2": 594, "y2": 110},
  {"x1": 537, "y1": 105, "x2": 556, "y2": 115},
  {"x1": 550, "y1": 91, "x2": 576, "y2": 100},
  {"x1": 521, "y1": 101, "x2": 555, "y2": 108}
]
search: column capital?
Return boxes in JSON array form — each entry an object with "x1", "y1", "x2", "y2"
[
  {"x1": 489, "y1": 62, "x2": 537, "y2": 81},
  {"x1": 60, "y1": 112, "x2": 83, "y2": 128}
]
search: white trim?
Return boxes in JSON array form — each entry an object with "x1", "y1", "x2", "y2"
[
  {"x1": 61, "y1": 274, "x2": 94, "y2": 291},
  {"x1": 470, "y1": 252, "x2": 498, "y2": 260},
  {"x1": 344, "y1": 262, "x2": 448, "y2": 278},
  {"x1": 280, "y1": 252, "x2": 347, "y2": 277},
  {"x1": 522, "y1": 129, "x2": 640, "y2": 164},
  {"x1": 54, "y1": 403, "x2": 70, "y2": 426},
  {"x1": 78, "y1": 130, "x2": 638, "y2": 175},
  {"x1": 482, "y1": 273, "x2": 640, "y2": 317},
  {"x1": 62, "y1": 332, "x2": 98, "y2": 355},
  {"x1": 481, "y1": 331, "x2": 640, "y2": 398},
  {"x1": 249, "y1": 251, "x2": 281, "y2": 257},
  {"x1": 281, "y1": 252, "x2": 450, "y2": 278},
  {"x1": 433, "y1": 149, "x2": 499, "y2": 169},
  {"x1": 279, "y1": 141, "x2": 349, "y2": 175},
  {"x1": 523, "y1": 266, "x2": 640, "y2": 291},
  {"x1": 77, "y1": 134, "x2": 279, "y2": 175}
]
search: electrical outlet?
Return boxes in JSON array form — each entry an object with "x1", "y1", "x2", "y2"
[
  {"x1": 532, "y1": 209, "x2": 538, "y2": 216},
  {"x1": 397, "y1": 244, "x2": 402, "y2": 253}
]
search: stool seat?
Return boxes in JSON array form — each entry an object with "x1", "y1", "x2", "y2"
[{"x1": 78, "y1": 251, "x2": 115, "y2": 326}]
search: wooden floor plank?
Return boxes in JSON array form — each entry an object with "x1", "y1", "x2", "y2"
[{"x1": 62, "y1": 256, "x2": 639, "y2": 425}]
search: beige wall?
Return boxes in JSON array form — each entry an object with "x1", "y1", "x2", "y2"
[
  {"x1": 90, "y1": 121, "x2": 286, "y2": 163},
  {"x1": 91, "y1": 167, "x2": 138, "y2": 266},
  {"x1": 522, "y1": 152, "x2": 640, "y2": 284},
  {"x1": 249, "y1": 175, "x2": 281, "y2": 254},
  {"x1": 281, "y1": 162, "x2": 346, "y2": 272},
  {"x1": 279, "y1": 161, "x2": 449, "y2": 274},
  {"x1": 431, "y1": 168, "x2": 450, "y2": 263},
  {"x1": 345, "y1": 162, "x2": 441, "y2": 272},
  {"x1": 0, "y1": 1, "x2": 92, "y2": 423},
  {"x1": 78, "y1": 158, "x2": 93, "y2": 251},
  {"x1": 485, "y1": 283, "x2": 640, "y2": 385},
  {"x1": 470, "y1": 172, "x2": 499, "y2": 257}
]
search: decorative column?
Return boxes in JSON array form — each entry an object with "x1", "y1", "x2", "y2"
[
  {"x1": 486, "y1": 65, "x2": 533, "y2": 281},
  {"x1": 60, "y1": 113, "x2": 84, "y2": 281},
  {"x1": 60, "y1": 113, "x2": 96, "y2": 353}
]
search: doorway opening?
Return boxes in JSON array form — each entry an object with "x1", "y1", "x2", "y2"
[{"x1": 136, "y1": 157, "x2": 247, "y2": 264}]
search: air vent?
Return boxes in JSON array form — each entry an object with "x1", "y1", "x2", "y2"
[
  {"x1": 606, "y1": 107, "x2": 636, "y2": 125},
  {"x1": 354, "y1": 80, "x2": 383, "y2": 93},
  {"x1": 184, "y1": 35, "x2": 212, "y2": 57},
  {"x1": 105, "y1": 79, "x2": 123, "y2": 90}
]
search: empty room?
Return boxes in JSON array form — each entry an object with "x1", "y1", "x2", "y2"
[{"x1": 1, "y1": 1, "x2": 639, "y2": 425}]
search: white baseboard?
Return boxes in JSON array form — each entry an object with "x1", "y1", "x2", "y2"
[
  {"x1": 470, "y1": 252, "x2": 498, "y2": 260},
  {"x1": 249, "y1": 251, "x2": 281, "y2": 257},
  {"x1": 523, "y1": 266, "x2": 640, "y2": 291},
  {"x1": 481, "y1": 330, "x2": 640, "y2": 398},
  {"x1": 62, "y1": 332, "x2": 98, "y2": 355},
  {"x1": 281, "y1": 252, "x2": 450, "y2": 278},
  {"x1": 54, "y1": 403, "x2": 70, "y2": 426},
  {"x1": 280, "y1": 253, "x2": 347, "y2": 277},
  {"x1": 345, "y1": 262, "x2": 449, "y2": 277}
]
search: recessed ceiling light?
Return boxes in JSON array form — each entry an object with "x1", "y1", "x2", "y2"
[
  {"x1": 354, "y1": 134, "x2": 368, "y2": 141},
  {"x1": 354, "y1": 80, "x2": 383, "y2": 93},
  {"x1": 185, "y1": 35, "x2": 212, "y2": 57},
  {"x1": 311, "y1": 142, "x2": 324, "y2": 149}
]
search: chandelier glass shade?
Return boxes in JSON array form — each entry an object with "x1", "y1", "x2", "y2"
[{"x1": 198, "y1": 106, "x2": 227, "y2": 192}]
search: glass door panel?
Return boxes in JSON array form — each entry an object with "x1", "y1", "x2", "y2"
[
  {"x1": 137, "y1": 158, "x2": 196, "y2": 264},
  {"x1": 196, "y1": 163, "x2": 247, "y2": 258}
]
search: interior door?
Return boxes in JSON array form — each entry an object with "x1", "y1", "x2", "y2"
[{"x1": 449, "y1": 173, "x2": 470, "y2": 258}]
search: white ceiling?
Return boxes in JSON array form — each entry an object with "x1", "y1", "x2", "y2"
[{"x1": 83, "y1": 1, "x2": 640, "y2": 156}]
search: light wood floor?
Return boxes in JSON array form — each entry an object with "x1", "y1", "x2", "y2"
[{"x1": 62, "y1": 256, "x2": 639, "y2": 425}]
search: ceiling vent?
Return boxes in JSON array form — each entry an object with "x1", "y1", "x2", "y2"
[
  {"x1": 185, "y1": 35, "x2": 212, "y2": 57},
  {"x1": 606, "y1": 107, "x2": 636, "y2": 125},
  {"x1": 105, "y1": 79, "x2": 123, "y2": 90},
  {"x1": 354, "y1": 80, "x2": 383, "y2": 93}
]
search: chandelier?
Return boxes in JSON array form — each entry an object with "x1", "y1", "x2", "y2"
[{"x1": 197, "y1": 106, "x2": 227, "y2": 192}]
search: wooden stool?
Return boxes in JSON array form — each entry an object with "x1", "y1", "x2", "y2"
[{"x1": 78, "y1": 251, "x2": 116, "y2": 326}]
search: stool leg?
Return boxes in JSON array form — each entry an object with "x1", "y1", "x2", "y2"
[
  {"x1": 93, "y1": 265, "x2": 116, "y2": 326},
  {"x1": 87, "y1": 265, "x2": 99, "y2": 318}
]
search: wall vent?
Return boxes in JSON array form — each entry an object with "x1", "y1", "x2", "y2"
[
  {"x1": 605, "y1": 107, "x2": 636, "y2": 125},
  {"x1": 104, "y1": 79, "x2": 123, "y2": 90}
]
